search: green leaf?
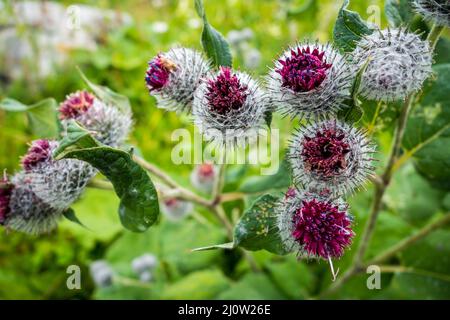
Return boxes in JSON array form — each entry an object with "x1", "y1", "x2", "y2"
[
  {"x1": 161, "y1": 269, "x2": 229, "y2": 299},
  {"x1": 217, "y1": 273, "x2": 286, "y2": 299},
  {"x1": 77, "y1": 67, "x2": 131, "y2": 114},
  {"x1": 53, "y1": 120, "x2": 101, "y2": 158},
  {"x1": 403, "y1": 64, "x2": 450, "y2": 189},
  {"x1": 384, "y1": 0, "x2": 414, "y2": 27},
  {"x1": 0, "y1": 98, "x2": 59, "y2": 138},
  {"x1": 62, "y1": 208, "x2": 89, "y2": 230},
  {"x1": 234, "y1": 194, "x2": 287, "y2": 255},
  {"x1": 337, "y1": 57, "x2": 369, "y2": 123},
  {"x1": 54, "y1": 121, "x2": 159, "y2": 233},
  {"x1": 333, "y1": 0, "x2": 373, "y2": 52},
  {"x1": 239, "y1": 158, "x2": 291, "y2": 193},
  {"x1": 195, "y1": 0, "x2": 232, "y2": 67},
  {"x1": 264, "y1": 110, "x2": 273, "y2": 128},
  {"x1": 191, "y1": 242, "x2": 235, "y2": 252}
]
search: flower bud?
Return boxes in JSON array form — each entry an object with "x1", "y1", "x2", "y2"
[
  {"x1": 277, "y1": 189, "x2": 354, "y2": 259},
  {"x1": 90, "y1": 260, "x2": 114, "y2": 288},
  {"x1": 21, "y1": 139, "x2": 97, "y2": 211},
  {"x1": 4, "y1": 173, "x2": 62, "y2": 235},
  {"x1": 267, "y1": 42, "x2": 353, "y2": 119},
  {"x1": 193, "y1": 67, "x2": 268, "y2": 146},
  {"x1": 190, "y1": 163, "x2": 217, "y2": 193},
  {"x1": 131, "y1": 253, "x2": 158, "y2": 275},
  {"x1": 161, "y1": 197, "x2": 193, "y2": 221},
  {"x1": 146, "y1": 47, "x2": 211, "y2": 113},
  {"x1": 352, "y1": 28, "x2": 433, "y2": 102},
  {"x1": 59, "y1": 90, "x2": 132, "y2": 148},
  {"x1": 289, "y1": 120, "x2": 375, "y2": 196}
]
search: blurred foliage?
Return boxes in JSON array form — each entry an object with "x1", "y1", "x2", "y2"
[{"x1": 1, "y1": 0, "x2": 449, "y2": 300}]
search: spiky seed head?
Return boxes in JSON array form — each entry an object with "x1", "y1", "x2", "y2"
[
  {"x1": 4, "y1": 173, "x2": 62, "y2": 235},
  {"x1": 193, "y1": 67, "x2": 268, "y2": 147},
  {"x1": 22, "y1": 139, "x2": 97, "y2": 211},
  {"x1": 59, "y1": 90, "x2": 95, "y2": 120},
  {"x1": 161, "y1": 197, "x2": 193, "y2": 221},
  {"x1": 289, "y1": 120, "x2": 375, "y2": 197},
  {"x1": 267, "y1": 42, "x2": 353, "y2": 120},
  {"x1": 190, "y1": 163, "x2": 217, "y2": 193},
  {"x1": 352, "y1": 28, "x2": 433, "y2": 102},
  {"x1": 60, "y1": 93, "x2": 133, "y2": 148},
  {"x1": 413, "y1": 0, "x2": 450, "y2": 27},
  {"x1": 277, "y1": 188, "x2": 354, "y2": 259},
  {"x1": 146, "y1": 47, "x2": 211, "y2": 113},
  {"x1": 0, "y1": 174, "x2": 13, "y2": 225}
]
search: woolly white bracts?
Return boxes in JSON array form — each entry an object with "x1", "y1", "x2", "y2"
[
  {"x1": 192, "y1": 67, "x2": 268, "y2": 147},
  {"x1": 266, "y1": 42, "x2": 353, "y2": 120},
  {"x1": 352, "y1": 28, "x2": 433, "y2": 102},
  {"x1": 190, "y1": 163, "x2": 217, "y2": 193},
  {"x1": 276, "y1": 188, "x2": 353, "y2": 259},
  {"x1": 62, "y1": 97, "x2": 133, "y2": 148},
  {"x1": 161, "y1": 197, "x2": 193, "y2": 221},
  {"x1": 4, "y1": 173, "x2": 63, "y2": 235},
  {"x1": 413, "y1": 0, "x2": 450, "y2": 27},
  {"x1": 146, "y1": 47, "x2": 211, "y2": 113},
  {"x1": 289, "y1": 120, "x2": 375, "y2": 197}
]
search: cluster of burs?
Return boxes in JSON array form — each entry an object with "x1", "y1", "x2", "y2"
[{"x1": 143, "y1": 0, "x2": 447, "y2": 262}]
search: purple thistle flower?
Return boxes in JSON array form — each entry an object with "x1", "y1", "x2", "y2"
[
  {"x1": 267, "y1": 42, "x2": 353, "y2": 120},
  {"x1": 205, "y1": 67, "x2": 248, "y2": 115},
  {"x1": 146, "y1": 47, "x2": 211, "y2": 113},
  {"x1": 0, "y1": 174, "x2": 13, "y2": 225},
  {"x1": 291, "y1": 198, "x2": 353, "y2": 259},
  {"x1": 21, "y1": 139, "x2": 54, "y2": 172},
  {"x1": 301, "y1": 126, "x2": 351, "y2": 178},
  {"x1": 289, "y1": 120, "x2": 375, "y2": 196},
  {"x1": 145, "y1": 54, "x2": 177, "y2": 92},
  {"x1": 59, "y1": 90, "x2": 95, "y2": 120},
  {"x1": 276, "y1": 46, "x2": 332, "y2": 92}
]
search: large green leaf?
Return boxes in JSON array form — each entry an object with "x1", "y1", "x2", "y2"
[
  {"x1": 0, "y1": 98, "x2": 59, "y2": 138},
  {"x1": 384, "y1": 0, "x2": 414, "y2": 27},
  {"x1": 403, "y1": 64, "x2": 450, "y2": 189},
  {"x1": 195, "y1": 0, "x2": 232, "y2": 67},
  {"x1": 161, "y1": 269, "x2": 229, "y2": 299},
  {"x1": 238, "y1": 158, "x2": 291, "y2": 193},
  {"x1": 53, "y1": 121, "x2": 159, "y2": 232},
  {"x1": 333, "y1": 0, "x2": 373, "y2": 53},
  {"x1": 234, "y1": 194, "x2": 287, "y2": 255}
]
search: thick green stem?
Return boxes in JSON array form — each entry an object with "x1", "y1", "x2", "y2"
[{"x1": 320, "y1": 23, "x2": 445, "y2": 296}]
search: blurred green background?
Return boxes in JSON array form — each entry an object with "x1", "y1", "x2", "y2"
[{"x1": 1, "y1": 0, "x2": 450, "y2": 300}]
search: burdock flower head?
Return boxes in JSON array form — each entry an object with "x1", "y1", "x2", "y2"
[
  {"x1": 413, "y1": 0, "x2": 450, "y2": 27},
  {"x1": 190, "y1": 163, "x2": 217, "y2": 193},
  {"x1": 0, "y1": 173, "x2": 13, "y2": 225},
  {"x1": 289, "y1": 120, "x2": 375, "y2": 196},
  {"x1": 161, "y1": 197, "x2": 193, "y2": 221},
  {"x1": 277, "y1": 188, "x2": 354, "y2": 278},
  {"x1": 193, "y1": 67, "x2": 268, "y2": 146},
  {"x1": 352, "y1": 28, "x2": 433, "y2": 102},
  {"x1": 146, "y1": 47, "x2": 211, "y2": 112},
  {"x1": 3, "y1": 173, "x2": 63, "y2": 235},
  {"x1": 59, "y1": 90, "x2": 132, "y2": 148},
  {"x1": 21, "y1": 139, "x2": 97, "y2": 211},
  {"x1": 267, "y1": 42, "x2": 353, "y2": 119}
]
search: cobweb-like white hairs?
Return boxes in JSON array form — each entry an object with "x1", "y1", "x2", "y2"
[
  {"x1": 413, "y1": 0, "x2": 450, "y2": 27},
  {"x1": 352, "y1": 28, "x2": 433, "y2": 102},
  {"x1": 289, "y1": 120, "x2": 375, "y2": 197},
  {"x1": 147, "y1": 47, "x2": 211, "y2": 113}
]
